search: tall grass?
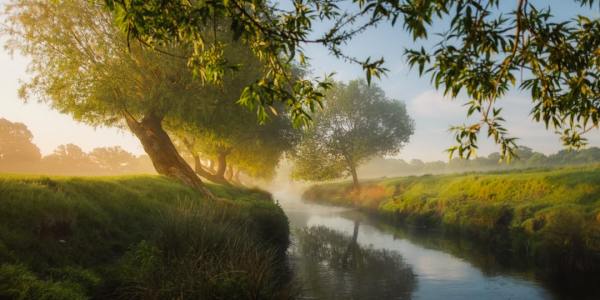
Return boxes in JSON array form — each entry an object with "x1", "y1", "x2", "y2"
[
  {"x1": 0, "y1": 175, "x2": 291, "y2": 299},
  {"x1": 303, "y1": 166, "x2": 600, "y2": 273}
]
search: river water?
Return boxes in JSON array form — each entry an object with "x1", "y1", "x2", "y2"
[{"x1": 271, "y1": 188, "x2": 597, "y2": 300}]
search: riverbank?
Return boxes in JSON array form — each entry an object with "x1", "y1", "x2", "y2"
[
  {"x1": 303, "y1": 166, "x2": 600, "y2": 274},
  {"x1": 0, "y1": 175, "x2": 291, "y2": 299}
]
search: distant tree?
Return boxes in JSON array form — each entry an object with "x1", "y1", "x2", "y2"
[
  {"x1": 0, "y1": 118, "x2": 41, "y2": 171},
  {"x1": 410, "y1": 159, "x2": 424, "y2": 165},
  {"x1": 425, "y1": 161, "x2": 447, "y2": 172},
  {"x1": 89, "y1": 146, "x2": 137, "y2": 174},
  {"x1": 448, "y1": 157, "x2": 469, "y2": 170},
  {"x1": 574, "y1": 147, "x2": 600, "y2": 163},
  {"x1": 488, "y1": 152, "x2": 502, "y2": 162},
  {"x1": 526, "y1": 153, "x2": 548, "y2": 167},
  {"x1": 515, "y1": 146, "x2": 535, "y2": 161},
  {"x1": 42, "y1": 144, "x2": 95, "y2": 174},
  {"x1": 409, "y1": 159, "x2": 425, "y2": 171},
  {"x1": 292, "y1": 80, "x2": 414, "y2": 188}
]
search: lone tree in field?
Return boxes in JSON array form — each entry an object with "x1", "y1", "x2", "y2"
[
  {"x1": 0, "y1": 118, "x2": 41, "y2": 171},
  {"x1": 292, "y1": 80, "x2": 414, "y2": 188}
]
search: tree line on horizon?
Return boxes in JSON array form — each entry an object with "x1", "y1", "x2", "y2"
[
  {"x1": 359, "y1": 146, "x2": 600, "y2": 179},
  {"x1": 0, "y1": 118, "x2": 155, "y2": 176},
  {"x1": 5, "y1": 115, "x2": 599, "y2": 182}
]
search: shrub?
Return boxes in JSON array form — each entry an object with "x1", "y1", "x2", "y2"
[{"x1": 0, "y1": 264, "x2": 87, "y2": 300}]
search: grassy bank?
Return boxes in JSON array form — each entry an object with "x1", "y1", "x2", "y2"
[
  {"x1": 303, "y1": 166, "x2": 600, "y2": 273},
  {"x1": 0, "y1": 175, "x2": 291, "y2": 299}
]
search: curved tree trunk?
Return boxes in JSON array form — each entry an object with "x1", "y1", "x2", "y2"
[
  {"x1": 181, "y1": 137, "x2": 229, "y2": 185},
  {"x1": 192, "y1": 153, "x2": 229, "y2": 184},
  {"x1": 124, "y1": 112, "x2": 214, "y2": 198}
]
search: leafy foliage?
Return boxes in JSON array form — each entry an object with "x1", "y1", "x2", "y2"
[
  {"x1": 403, "y1": 0, "x2": 600, "y2": 159},
  {"x1": 2, "y1": 0, "x2": 293, "y2": 190},
  {"x1": 104, "y1": 0, "x2": 371, "y2": 125},
  {"x1": 0, "y1": 118, "x2": 41, "y2": 171},
  {"x1": 104, "y1": 0, "x2": 599, "y2": 157},
  {"x1": 3, "y1": 1, "x2": 251, "y2": 128},
  {"x1": 292, "y1": 79, "x2": 414, "y2": 186},
  {"x1": 171, "y1": 99, "x2": 299, "y2": 182}
]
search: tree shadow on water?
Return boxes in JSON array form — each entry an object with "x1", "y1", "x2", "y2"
[{"x1": 291, "y1": 221, "x2": 417, "y2": 300}]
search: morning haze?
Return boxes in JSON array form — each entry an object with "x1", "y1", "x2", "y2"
[{"x1": 0, "y1": 1, "x2": 599, "y2": 299}]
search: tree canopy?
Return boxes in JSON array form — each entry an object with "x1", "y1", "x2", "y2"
[
  {"x1": 103, "y1": 0, "x2": 599, "y2": 159},
  {"x1": 0, "y1": 118, "x2": 41, "y2": 171},
  {"x1": 292, "y1": 79, "x2": 414, "y2": 188},
  {"x1": 172, "y1": 100, "x2": 299, "y2": 184},
  {"x1": 3, "y1": 0, "x2": 283, "y2": 194}
]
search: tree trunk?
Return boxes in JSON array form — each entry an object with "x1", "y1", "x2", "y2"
[
  {"x1": 124, "y1": 112, "x2": 213, "y2": 198},
  {"x1": 215, "y1": 150, "x2": 228, "y2": 179},
  {"x1": 182, "y1": 138, "x2": 229, "y2": 185},
  {"x1": 193, "y1": 154, "x2": 202, "y2": 174},
  {"x1": 225, "y1": 166, "x2": 234, "y2": 181},
  {"x1": 209, "y1": 159, "x2": 216, "y2": 172},
  {"x1": 350, "y1": 165, "x2": 360, "y2": 190}
]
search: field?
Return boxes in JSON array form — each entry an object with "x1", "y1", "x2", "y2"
[
  {"x1": 0, "y1": 175, "x2": 291, "y2": 299},
  {"x1": 303, "y1": 166, "x2": 600, "y2": 273}
]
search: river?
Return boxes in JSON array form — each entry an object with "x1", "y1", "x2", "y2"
[{"x1": 271, "y1": 188, "x2": 597, "y2": 300}]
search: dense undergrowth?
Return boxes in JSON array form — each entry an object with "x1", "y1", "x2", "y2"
[
  {"x1": 303, "y1": 166, "x2": 600, "y2": 274},
  {"x1": 0, "y1": 175, "x2": 291, "y2": 299}
]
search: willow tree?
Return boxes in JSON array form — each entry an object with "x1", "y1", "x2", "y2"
[
  {"x1": 220, "y1": 110, "x2": 299, "y2": 183},
  {"x1": 3, "y1": 0, "x2": 264, "y2": 196},
  {"x1": 173, "y1": 100, "x2": 298, "y2": 185},
  {"x1": 292, "y1": 80, "x2": 414, "y2": 189},
  {"x1": 105, "y1": 0, "x2": 599, "y2": 160}
]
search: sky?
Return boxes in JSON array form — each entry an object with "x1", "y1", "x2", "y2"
[{"x1": 0, "y1": 0, "x2": 599, "y2": 161}]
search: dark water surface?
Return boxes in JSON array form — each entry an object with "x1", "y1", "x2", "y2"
[{"x1": 272, "y1": 189, "x2": 597, "y2": 300}]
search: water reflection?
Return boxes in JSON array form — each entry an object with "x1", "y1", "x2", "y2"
[
  {"x1": 291, "y1": 222, "x2": 416, "y2": 300},
  {"x1": 274, "y1": 189, "x2": 558, "y2": 300}
]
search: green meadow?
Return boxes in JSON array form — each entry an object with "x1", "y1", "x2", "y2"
[{"x1": 0, "y1": 175, "x2": 291, "y2": 299}]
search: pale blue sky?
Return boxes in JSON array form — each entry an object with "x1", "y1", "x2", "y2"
[{"x1": 0, "y1": 0, "x2": 598, "y2": 160}]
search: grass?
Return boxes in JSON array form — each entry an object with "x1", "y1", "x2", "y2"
[
  {"x1": 0, "y1": 174, "x2": 291, "y2": 299},
  {"x1": 303, "y1": 166, "x2": 600, "y2": 273}
]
